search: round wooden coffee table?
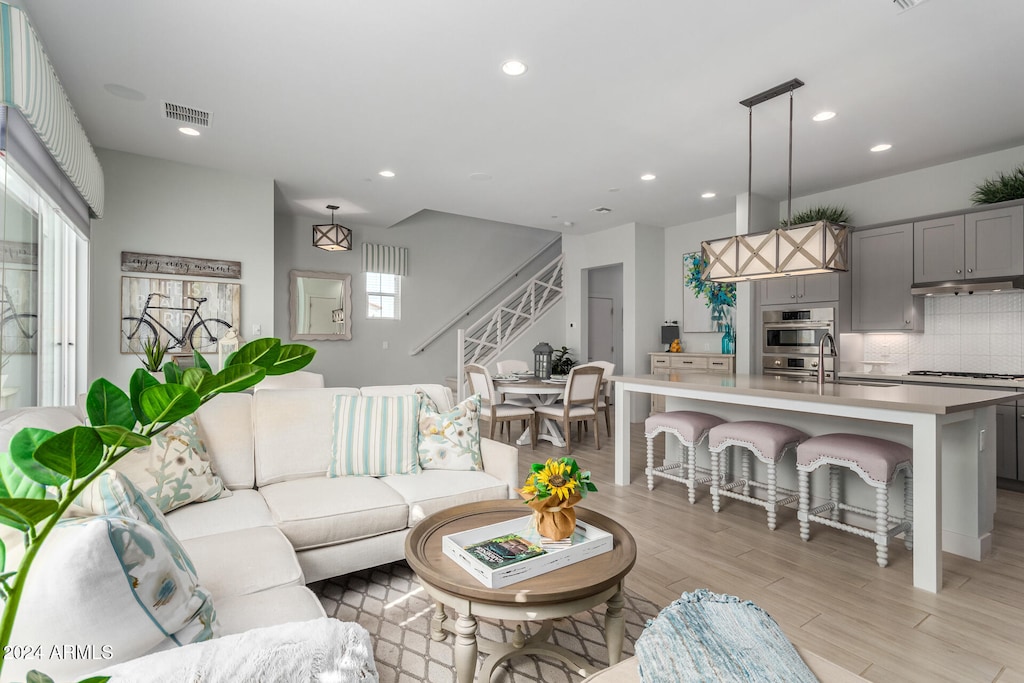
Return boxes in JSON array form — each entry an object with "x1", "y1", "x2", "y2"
[{"x1": 405, "y1": 500, "x2": 637, "y2": 683}]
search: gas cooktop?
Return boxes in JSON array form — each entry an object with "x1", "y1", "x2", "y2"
[{"x1": 908, "y1": 370, "x2": 1024, "y2": 381}]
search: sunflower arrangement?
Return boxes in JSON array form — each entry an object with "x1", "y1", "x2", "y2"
[
  {"x1": 518, "y1": 458, "x2": 597, "y2": 540},
  {"x1": 520, "y1": 457, "x2": 597, "y2": 503}
]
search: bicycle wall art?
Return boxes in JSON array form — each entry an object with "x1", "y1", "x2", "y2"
[{"x1": 120, "y1": 276, "x2": 240, "y2": 354}]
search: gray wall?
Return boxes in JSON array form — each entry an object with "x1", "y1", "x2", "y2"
[
  {"x1": 274, "y1": 209, "x2": 560, "y2": 387},
  {"x1": 90, "y1": 150, "x2": 275, "y2": 387}
]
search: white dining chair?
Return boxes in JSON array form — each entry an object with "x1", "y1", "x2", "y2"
[
  {"x1": 534, "y1": 365, "x2": 604, "y2": 454},
  {"x1": 464, "y1": 363, "x2": 536, "y2": 448},
  {"x1": 496, "y1": 359, "x2": 530, "y2": 375},
  {"x1": 578, "y1": 360, "x2": 615, "y2": 436}
]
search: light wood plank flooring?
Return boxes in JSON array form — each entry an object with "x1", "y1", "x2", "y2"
[{"x1": 504, "y1": 413, "x2": 1024, "y2": 682}]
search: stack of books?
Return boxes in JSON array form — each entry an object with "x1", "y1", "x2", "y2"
[{"x1": 442, "y1": 515, "x2": 613, "y2": 588}]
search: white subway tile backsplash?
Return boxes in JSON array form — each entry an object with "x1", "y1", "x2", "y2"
[
  {"x1": 990, "y1": 311, "x2": 1023, "y2": 334},
  {"x1": 847, "y1": 293, "x2": 1024, "y2": 378}
]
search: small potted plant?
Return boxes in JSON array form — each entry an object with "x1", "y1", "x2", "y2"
[
  {"x1": 551, "y1": 346, "x2": 576, "y2": 377},
  {"x1": 518, "y1": 457, "x2": 597, "y2": 540}
]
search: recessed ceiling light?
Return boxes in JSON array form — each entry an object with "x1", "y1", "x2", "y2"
[
  {"x1": 640, "y1": 174, "x2": 656, "y2": 181},
  {"x1": 701, "y1": 192, "x2": 716, "y2": 199},
  {"x1": 178, "y1": 127, "x2": 200, "y2": 136},
  {"x1": 870, "y1": 143, "x2": 892, "y2": 152},
  {"x1": 378, "y1": 170, "x2": 395, "y2": 178},
  {"x1": 501, "y1": 60, "x2": 527, "y2": 76},
  {"x1": 812, "y1": 111, "x2": 836, "y2": 122},
  {"x1": 468, "y1": 172, "x2": 493, "y2": 181}
]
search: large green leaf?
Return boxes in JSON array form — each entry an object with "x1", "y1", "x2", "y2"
[
  {"x1": 139, "y1": 384, "x2": 201, "y2": 425},
  {"x1": 9, "y1": 429, "x2": 66, "y2": 487},
  {"x1": 162, "y1": 361, "x2": 184, "y2": 385},
  {"x1": 197, "y1": 363, "x2": 265, "y2": 397},
  {"x1": 129, "y1": 369, "x2": 161, "y2": 426},
  {"x1": 93, "y1": 425, "x2": 151, "y2": 452},
  {"x1": 0, "y1": 454, "x2": 45, "y2": 500},
  {"x1": 33, "y1": 426, "x2": 105, "y2": 481},
  {"x1": 227, "y1": 338, "x2": 281, "y2": 370},
  {"x1": 265, "y1": 344, "x2": 315, "y2": 375},
  {"x1": 182, "y1": 367, "x2": 212, "y2": 392},
  {"x1": 0, "y1": 498, "x2": 58, "y2": 527},
  {"x1": 86, "y1": 379, "x2": 135, "y2": 430},
  {"x1": 26, "y1": 671, "x2": 55, "y2": 683},
  {"x1": 192, "y1": 350, "x2": 212, "y2": 373}
]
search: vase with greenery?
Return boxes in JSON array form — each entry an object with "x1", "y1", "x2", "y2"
[
  {"x1": 779, "y1": 204, "x2": 850, "y2": 227},
  {"x1": 0, "y1": 337, "x2": 315, "y2": 683},
  {"x1": 551, "y1": 346, "x2": 576, "y2": 376},
  {"x1": 971, "y1": 164, "x2": 1024, "y2": 204}
]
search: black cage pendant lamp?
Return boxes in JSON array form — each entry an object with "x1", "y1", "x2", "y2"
[
  {"x1": 313, "y1": 204, "x2": 353, "y2": 252},
  {"x1": 701, "y1": 78, "x2": 849, "y2": 283}
]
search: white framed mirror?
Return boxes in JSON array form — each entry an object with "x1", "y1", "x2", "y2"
[{"x1": 289, "y1": 270, "x2": 352, "y2": 341}]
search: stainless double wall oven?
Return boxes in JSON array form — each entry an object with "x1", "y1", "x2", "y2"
[{"x1": 762, "y1": 307, "x2": 836, "y2": 379}]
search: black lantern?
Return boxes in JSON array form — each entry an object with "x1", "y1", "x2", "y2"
[{"x1": 533, "y1": 341, "x2": 554, "y2": 379}]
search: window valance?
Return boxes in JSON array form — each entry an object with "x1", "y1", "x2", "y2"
[{"x1": 361, "y1": 243, "x2": 408, "y2": 276}]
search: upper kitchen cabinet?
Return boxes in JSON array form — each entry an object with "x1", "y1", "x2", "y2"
[
  {"x1": 852, "y1": 223, "x2": 923, "y2": 331},
  {"x1": 760, "y1": 273, "x2": 839, "y2": 305},
  {"x1": 913, "y1": 206, "x2": 1024, "y2": 283}
]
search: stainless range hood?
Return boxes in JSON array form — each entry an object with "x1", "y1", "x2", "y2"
[{"x1": 910, "y1": 276, "x2": 1024, "y2": 296}]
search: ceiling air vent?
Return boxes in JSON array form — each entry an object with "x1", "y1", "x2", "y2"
[
  {"x1": 893, "y1": 0, "x2": 930, "y2": 11},
  {"x1": 591, "y1": 207, "x2": 612, "y2": 214},
  {"x1": 163, "y1": 102, "x2": 212, "y2": 127}
]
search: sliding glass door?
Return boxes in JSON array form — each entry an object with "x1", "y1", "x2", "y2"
[{"x1": 0, "y1": 156, "x2": 89, "y2": 408}]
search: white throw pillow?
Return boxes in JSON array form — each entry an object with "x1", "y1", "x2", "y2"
[
  {"x1": 7, "y1": 515, "x2": 218, "y2": 681},
  {"x1": 418, "y1": 393, "x2": 483, "y2": 471},
  {"x1": 328, "y1": 394, "x2": 420, "y2": 477},
  {"x1": 113, "y1": 415, "x2": 231, "y2": 512}
]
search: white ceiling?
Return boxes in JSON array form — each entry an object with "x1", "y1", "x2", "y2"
[{"x1": 18, "y1": 0, "x2": 1024, "y2": 234}]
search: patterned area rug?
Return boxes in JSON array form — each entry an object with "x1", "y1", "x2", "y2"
[{"x1": 311, "y1": 562, "x2": 660, "y2": 683}]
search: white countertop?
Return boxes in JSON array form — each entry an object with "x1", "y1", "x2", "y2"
[{"x1": 612, "y1": 372, "x2": 1019, "y2": 415}]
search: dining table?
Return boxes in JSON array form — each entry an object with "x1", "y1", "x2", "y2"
[{"x1": 493, "y1": 375, "x2": 568, "y2": 447}]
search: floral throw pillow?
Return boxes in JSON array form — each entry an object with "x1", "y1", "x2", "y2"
[
  {"x1": 113, "y1": 415, "x2": 231, "y2": 513},
  {"x1": 418, "y1": 393, "x2": 483, "y2": 471}
]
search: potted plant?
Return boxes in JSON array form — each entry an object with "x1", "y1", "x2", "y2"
[
  {"x1": 551, "y1": 346, "x2": 576, "y2": 376},
  {"x1": 971, "y1": 164, "x2": 1024, "y2": 204},
  {"x1": 0, "y1": 337, "x2": 315, "y2": 683},
  {"x1": 779, "y1": 204, "x2": 850, "y2": 226}
]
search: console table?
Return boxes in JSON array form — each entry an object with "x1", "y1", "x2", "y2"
[{"x1": 648, "y1": 353, "x2": 734, "y2": 413}]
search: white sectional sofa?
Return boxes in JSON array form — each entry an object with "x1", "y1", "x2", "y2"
[
  {"x1": 0, "y1": 382, "x2": 517, "y2": 681},
  {"x1": 179, "y1": 383, "x2": 519, "y2": 582}
]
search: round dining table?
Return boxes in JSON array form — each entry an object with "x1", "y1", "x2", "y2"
[{"x1": 494, "y1": 376, "x2": 567, "y2": 447}]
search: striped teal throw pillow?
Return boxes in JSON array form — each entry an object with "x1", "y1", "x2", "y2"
[{"x1": 329, "y1": 394, "x2": 421, "y2": 477}]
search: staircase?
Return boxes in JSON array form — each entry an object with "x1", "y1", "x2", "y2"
[{"x1": 458, "y1": 254, "x2": 564, "y2": 369}]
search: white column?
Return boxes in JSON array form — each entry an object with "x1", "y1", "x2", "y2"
[{"x1": 911, "y1": 413, "x2": 942, "y2": 593}]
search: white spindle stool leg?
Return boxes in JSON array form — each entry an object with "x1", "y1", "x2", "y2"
[
  {"x1": 798, "y1": 469, "x2": 810, "y2": 541},
  {"x1": 710, "y1": 447, "x2": 721, "y2": 513},
  {"x1": 645, "y1": 433, "x2": 655, "y2": 491},
  {"x1": 875, "y1": 484, "x2": 889, "y2": 568},
  {"x1": 829, "y1": 464, "x2": 841, "y2": 522},
  {"x1": 766, "y1": 461, "x2": 778, "y2": 531},
  {"x1": 741, "y1": 451, "x2": 751, "y2": 497},
  {"x1": 686, "y1": 443, "x2": 697, "y2": 505}
]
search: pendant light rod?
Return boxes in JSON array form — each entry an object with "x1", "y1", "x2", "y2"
[{"x1": 787, "y1": 88, "x2": 794, "y2": 226}]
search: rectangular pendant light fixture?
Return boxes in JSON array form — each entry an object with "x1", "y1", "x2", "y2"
[
  {"x1": 702, "y1": 221, "x2": 848, "y2": 283},
  {"x1": 701, "y1": 78, "x2": 850, "y2": 283},
  {"x1": 313, "y1": 204, "x2": 353, "y2": 252}
]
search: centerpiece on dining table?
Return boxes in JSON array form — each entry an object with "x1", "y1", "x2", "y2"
[{"x1": 518, "y1": 457, "x2": 597, "y2": 541}]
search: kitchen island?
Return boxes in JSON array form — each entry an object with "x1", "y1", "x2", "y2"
[{"x1": 611, "y1": 372, "x2": 1019, "y2": 593}]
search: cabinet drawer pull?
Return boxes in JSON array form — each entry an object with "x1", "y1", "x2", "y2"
[
  {"x1": 956, "y1": 269, "x2": 962, "y2": 274},
  {"x1": 967, "y1": 268, "x2": 974, "y2": 273}
]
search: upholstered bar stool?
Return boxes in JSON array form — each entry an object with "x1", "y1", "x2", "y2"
[
  {"x1": 645, "y1": 411, "x2": 725, "y2": 504},
  {"x1": 796, "y1": 433, "x2": 913, "y2": 568},
  {"x1": 707, "y1": 422, "x2": 808, "y2": 530}
]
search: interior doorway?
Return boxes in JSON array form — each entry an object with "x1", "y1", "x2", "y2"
[{"x1": 585, "y1": 264, "x2": 623, "y2": 372}]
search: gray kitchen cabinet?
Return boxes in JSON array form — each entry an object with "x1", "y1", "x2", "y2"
[
  {"x1": 760, "y1": 273, "x2": 839, "y2": 305},
  {"x1": 913, "y1": 206, "x2": 1024, "y2": 283},
  {"x1": 851, "y1": 223, "x2": 923, "y2": 331},
  {"x1": 997, "y1": 403, "x2": 1017, "y2": 479},
  {"x1": 966, "y1": 206, "x2": 1024, "y2": 279}
]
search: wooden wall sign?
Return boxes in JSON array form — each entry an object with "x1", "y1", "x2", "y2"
[
  {"x1": 121, "y1": 251, "x2": 241, "y2": 279},
  {"x1": 1, "y1": 241, "x2": 38, "y2": 266}
]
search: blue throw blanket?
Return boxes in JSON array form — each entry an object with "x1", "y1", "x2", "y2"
[{"x1": 635, "y1": 589, "x2": 818, "y2": 683}]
